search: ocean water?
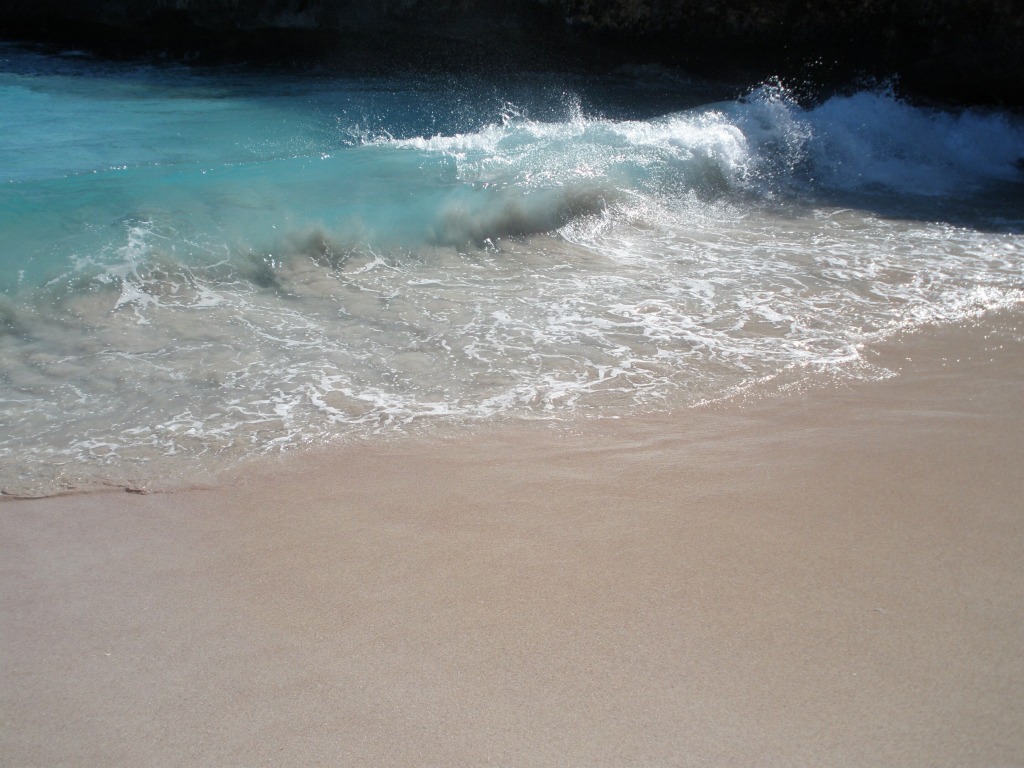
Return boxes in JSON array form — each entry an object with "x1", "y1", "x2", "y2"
[{"x1": 2, "y1": 45, "x2": 1023, "y2": 496}]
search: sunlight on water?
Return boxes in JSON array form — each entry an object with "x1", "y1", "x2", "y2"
[{"x1": 1, "y1": 46, "x2": 1023, "y2": 496}]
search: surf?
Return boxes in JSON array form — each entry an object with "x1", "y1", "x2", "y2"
[{"x1": 1, "y1": 47, "x2": 1022, "y2": 496}]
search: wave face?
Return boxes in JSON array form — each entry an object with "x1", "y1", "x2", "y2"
[{"x1": 2, "y1": 47, "x2": 1023, "y2": 496}]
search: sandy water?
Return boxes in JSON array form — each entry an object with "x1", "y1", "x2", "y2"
[{"x1": 2, "y1": 45, "x2": 1023, "y2": 496}]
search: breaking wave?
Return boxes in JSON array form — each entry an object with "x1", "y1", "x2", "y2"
[{"x1": 1, "y1": 58, "x2": 1022, "y2": 495}]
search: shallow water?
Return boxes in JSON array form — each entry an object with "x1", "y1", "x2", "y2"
[{"x1": 2, "y1": 45, "x2": 1023, "y2": 496}]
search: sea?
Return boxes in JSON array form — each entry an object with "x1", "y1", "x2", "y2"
[{"x1": 2, "y1": 43, "x2": 1022, "y2": 497}]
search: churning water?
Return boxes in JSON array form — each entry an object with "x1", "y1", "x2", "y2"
[{"x1": 2, "y1": 45, "x2": 1022, "y2": 495}]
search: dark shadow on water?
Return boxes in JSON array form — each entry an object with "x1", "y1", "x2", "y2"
[{"x1": 796, "y1": 178, "x2": 1024, "y2": 236}]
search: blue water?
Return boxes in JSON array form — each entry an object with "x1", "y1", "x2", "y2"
[{"x1": 2, "y1": 44, "x2": 1023, "y2": 496}]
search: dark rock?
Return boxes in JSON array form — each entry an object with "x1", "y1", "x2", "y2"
[{"x1": 1, "y1": 0, "x2": 1021, "y2": 107}]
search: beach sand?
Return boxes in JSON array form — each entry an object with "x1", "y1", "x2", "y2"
[{"x1": 2, "y1": 314, "x2": 1022, "y2": 767}]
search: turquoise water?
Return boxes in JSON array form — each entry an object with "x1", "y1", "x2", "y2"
[{"x1": 2, "y1": 45, "x2": 1023, "y2": 496}]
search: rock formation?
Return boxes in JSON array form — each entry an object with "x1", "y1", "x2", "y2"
[{"x1": 2, "y1": 0, "x2": 1021, "y2": 106}]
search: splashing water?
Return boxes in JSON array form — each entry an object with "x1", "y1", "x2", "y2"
[{"x1": 2, "y1": 48, "x2": 1022, "y2": 495}]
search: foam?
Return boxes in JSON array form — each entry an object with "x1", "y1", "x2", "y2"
[
  {"x1": 2, "y1": 62, "x2": 1023, "y2": 496},
  {"x1": 801, "y1": 89, "x2": 1024, "y2": 195}
]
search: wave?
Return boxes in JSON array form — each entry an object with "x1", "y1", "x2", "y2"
[
  {"x1": 361, "y1": 84, "x2": 1024, "y2": 245},
  {"x1": 4, "y1": 84, "x2": 1021, "y2": 290},
  {"x1": 799, "y1": 88, "x2": 1024, "y2": 196},
  {"x1": 2, "y1": 76, "x2": 1023, "y2": 496}
]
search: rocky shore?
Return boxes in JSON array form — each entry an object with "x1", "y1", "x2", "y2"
[{"x1": 2, "y1": 0, "x2": 1022, "y2": 107}]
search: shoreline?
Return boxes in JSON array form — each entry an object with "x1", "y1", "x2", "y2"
[{"x1": 2, "y1": 314, "x2": 1022, "y2": 765}]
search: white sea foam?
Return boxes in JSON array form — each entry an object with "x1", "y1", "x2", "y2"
[
  {"x1": 1, "y1": 58, "x2": 1022, "y2": 496},
  {"x1": 802, "y1": 89, "x2": 1024, "y2": 194}
]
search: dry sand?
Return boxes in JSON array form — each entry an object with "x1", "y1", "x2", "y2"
[{"x1": 2, "y1": 315, "x2": 1023, "y2": 767}]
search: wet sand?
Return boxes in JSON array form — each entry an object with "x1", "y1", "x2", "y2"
[{"x1": 2, "y1": 315, "x2": 1023, "y2": 766}]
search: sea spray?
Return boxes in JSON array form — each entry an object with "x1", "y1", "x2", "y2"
[{"x1": 2, "y1": 48, "x2": 1022, "y2": 496}]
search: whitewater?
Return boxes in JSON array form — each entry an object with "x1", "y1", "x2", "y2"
[{"x1": 1, "y1": 44, "x2": 1023, "y2": 496}]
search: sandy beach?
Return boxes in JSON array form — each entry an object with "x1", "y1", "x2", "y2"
[{"x1": 2, "y1": 314, "x2": 1022, "y2": 767}]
